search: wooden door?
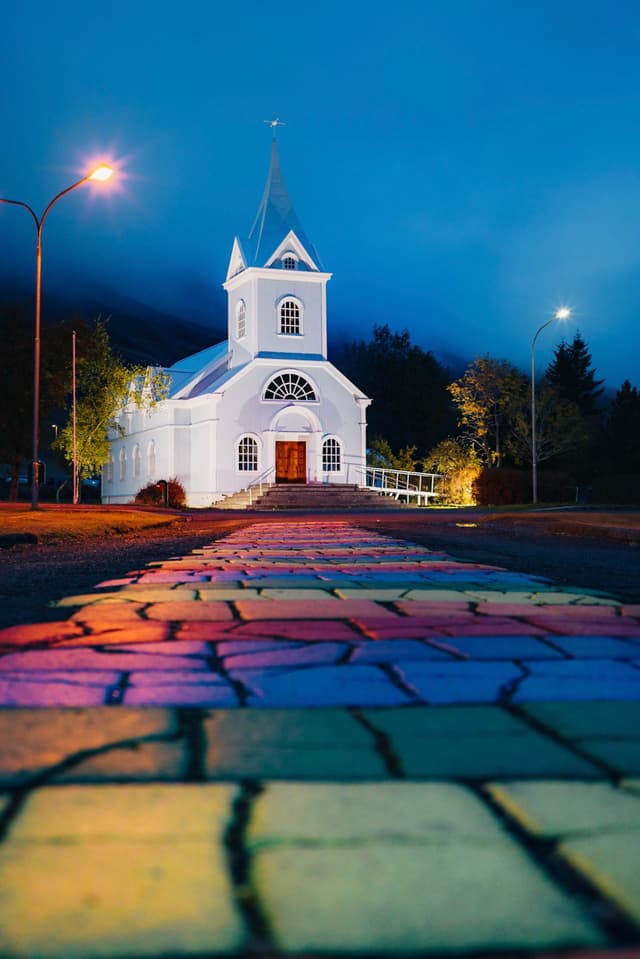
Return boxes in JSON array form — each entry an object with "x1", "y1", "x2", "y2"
[{"x1": 276, "y1": 441, "x2": 307, "y2": 483}]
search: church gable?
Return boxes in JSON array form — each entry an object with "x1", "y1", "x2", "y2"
[
  {"x1": 225, "y1": 237, "x2": 247, "y2": 282},
  {"x1": 264, "y1": 229, "x2": 320, "y2": 273}
]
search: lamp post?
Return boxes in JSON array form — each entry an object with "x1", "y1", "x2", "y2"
[
  {"x1": 0, "y1": 164, "x2": 113, "y2": 509},
  {"x1": 531, "y1": 307, "x2": 571, "y2": 504}
]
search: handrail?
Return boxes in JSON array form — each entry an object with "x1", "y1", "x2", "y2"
[
  {"x1": 247, "y1": 465, "x2": 276, "y2": 504},
  {"x1": 353, "y1": 465, "x2": 443, "y2": 505}
]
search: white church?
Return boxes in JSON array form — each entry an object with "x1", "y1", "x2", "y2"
[{"x1": 102, "y1": 135, "x2": 371, "y2": 507}]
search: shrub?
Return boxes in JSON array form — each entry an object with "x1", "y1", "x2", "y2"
[
  {"x1": 472, "y1": 468, "x2": 527, "y2": 506},
  {"x1": 134, "y1": 478, "x2": 186, "y2": 508}
]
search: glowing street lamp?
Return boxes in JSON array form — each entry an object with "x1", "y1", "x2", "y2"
[
  {"x1": 531, "y1": 307, "x2": 571, "y2": 504},
  {"x1": 0, "y1": 164, "x2": 113, "y2": 508}
]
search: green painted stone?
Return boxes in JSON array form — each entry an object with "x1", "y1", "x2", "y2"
[
  {"x1": 255, "y1": 847, "x2": 601, "y2": 954},
  {"x1": 522, "y1": 702, "x2": 640, "y2": 775},
  {"x1": 362, "y1": 706, "x2": 599, "y2": 779},
  {"x1": 249, "y1": 782, "x2": 502, "y2": 844},
  {"x1": 522, "y1": 701, "x2": 640, "y2": 738},
  {"x1": 487, "y1": 780, "x2": 640, "y2": 835},
  {"x1": 559, "y1": 832, "x2": 640, "y2": 922},
  {"x1": 204, "y1": 709, "x2": 386, "y2": 780}
]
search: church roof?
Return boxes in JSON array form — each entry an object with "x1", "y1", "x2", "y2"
[
  {"x1": 166, "y1": 340, "x2": 229, "y2": 398},
  {"x1": 246, "y1": 137, "x2": 321, "y2": 268}
]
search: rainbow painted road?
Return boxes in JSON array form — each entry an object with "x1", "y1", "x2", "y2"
[
  {"x1": 0, "y1": 520, "x2": 639, "y2": 708},
  {"x1": 2, "y1": 519, "x2": 640, "y2": 958}
]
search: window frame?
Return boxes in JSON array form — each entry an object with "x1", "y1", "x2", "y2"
[
  {"x1": 263, "y1": 371, "x2": 318, "y2": 402},
  {"x1": 236, "y1": 299, "x2": 246, "y2": 339},
  {"x1": 236, "y1": 434, "x2": 260, "y2": 473},
  {"x1": 322, "y1": 436, "x2": 342, "y2": 473},
  {"x1": 277, "y1": 296, "x2": 303, "y2": 337}
]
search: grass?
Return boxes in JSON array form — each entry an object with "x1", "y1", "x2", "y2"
[{"x1": 0, "y1": 504, "x2": 180, "y2": 543}]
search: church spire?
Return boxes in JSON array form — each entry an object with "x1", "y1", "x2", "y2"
[{"x1": 246, "y1": 133, "x2": 320, "y2": 268}]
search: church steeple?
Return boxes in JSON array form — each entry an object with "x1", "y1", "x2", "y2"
[{"x1": 246, "y1": 135, "x2": 321, "y2": 269}]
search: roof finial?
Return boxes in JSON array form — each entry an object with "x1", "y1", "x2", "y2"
[{"x1": 264, "y1": 116, "x2": 286, "y2": 140}]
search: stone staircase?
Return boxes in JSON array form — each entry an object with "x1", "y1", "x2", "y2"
[{"x1": 215, "y1": 483, "x2": 410, "y2": 511}]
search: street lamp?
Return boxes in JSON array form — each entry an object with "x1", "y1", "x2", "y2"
[
  {"x1": 531, "y1": 306, "x2": 571, "y2": 505},
  {"x1": 0, "y1": 164, "x2": 113, "y2": 509}
]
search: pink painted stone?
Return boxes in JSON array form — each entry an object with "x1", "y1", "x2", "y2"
[
  {"x1": 0, "y1": 622, "x2": 86, "y2": 648},
  {"x1": 233, "y1": 599, "x2": 400, "y2": 621},
  {"x1": 232, "y1": 620, "x2": 362, "y2": 641},
  {"x1": 63, "y1": 622, "x2": 172, "y2": 647},
  {"x1": 145, "y1": 602, "x2": 234, "y2": 621},
  {"x1": 442, "y1": 622, "x2": 548, "y2": 636},
  {"x1": 392, "y1": 604, "x2": 477, "y2": 623},
  {"x1": 174, "y1": 622, "x2": 242, "y2": 642},
  {"x1": 524, "y1": 616, "x2": 640, "y2": 637},
  {"x1": 355, "y1": 619, "x2": 444, "y2": 640}
]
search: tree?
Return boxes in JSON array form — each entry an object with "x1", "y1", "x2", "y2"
[
  {"x1": 0, "y1": 304, "x2": 81, "y2": 499},
  {"x1": 337, "y1": 324, "x2": 454, "y2": 456},
  {"x1": 52, "y1": 319, "x2": 169, "y2": 495},
  {"x1": 422, "y1": 436, "x2": 480, "y2": 505},
  {"x1": 505, "y1": 379, "x2": 587, "y2": 467},
  {"x1": 605, "y1": 380, "x2": 640, "y2": 472},
  {"x1": 546, "y1": 331, "x2": 604, "y2": 416},
  {"x1": 367, "y1": 437, "x2": 419, "y2": 471},
  {"x1": 447, "y1": 356, "x2": 523, "y2": 466}
]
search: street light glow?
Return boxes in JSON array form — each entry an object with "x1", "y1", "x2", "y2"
[
  {"x1": 555, "y1": 307, "x2": 571, "y2": 320},
  {"x1": 89, "y1": 164, "x2": 113, "y2": 181}
]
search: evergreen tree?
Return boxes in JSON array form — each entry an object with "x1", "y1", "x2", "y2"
[
  {"x1": 336, "y1": 324, "x2": 454, "y2": 456},
  {"x1": 546, "y1": 331, "x2": 604, "y2": 416},
  {"x1": 605, "y1": 380, "x2": 640, "y2": 472}
]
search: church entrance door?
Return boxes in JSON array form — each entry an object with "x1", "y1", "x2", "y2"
[{"x1": 275, "y1": 441, "x2": 306, "y2": 483}]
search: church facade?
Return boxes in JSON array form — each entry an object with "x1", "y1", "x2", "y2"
[{"x1": 102, "y1": 138, "x2": 371, "y2": 508}]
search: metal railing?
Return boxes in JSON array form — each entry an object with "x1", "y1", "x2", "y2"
[
  {"x1": 355, "y1": 466, "x2": 443, "y2": 506},
  {"x1": 247, "y1": 465, "x2": 276, "y2": 504}
]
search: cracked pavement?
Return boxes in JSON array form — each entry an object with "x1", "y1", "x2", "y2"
[{"x1": 0, "y1": 519, "x2": 639, "y2": 958}]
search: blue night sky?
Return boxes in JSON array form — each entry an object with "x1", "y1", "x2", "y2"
[{"x1": 2, "y1": 0, "x2": 640, "y2": 388}]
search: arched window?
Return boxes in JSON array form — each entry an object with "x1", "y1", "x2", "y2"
[
  {"x1": 119, "y1": 448, "x2": 127, "y2": 481},
  {"x1": 279, "y1": 298, "x2": 301, "y2": 335},
  {"x1": 236, "y1": 300, "x2": 246, "y2": 339},
  {"x1": 322, "y1": 437, "x2": 342, "y2": 472},
  {"x1": 105, "y1": 454, "x2": 114, "y2": 484},
  {"x1": 237, "y1": 436, "x2": 259, "y2": 471},
  {"x1": 263, "y1": 372, "x2": 317, "y2": 401},
  {"x1": 282, "y1": 254, "x2": 296, "y2": 270},
  {"x1": 147, "y1": 441, "x2": 156, "y2": 478},
  {"x1": 133, "y1": 444, "x2": 141, "y2": 479}
]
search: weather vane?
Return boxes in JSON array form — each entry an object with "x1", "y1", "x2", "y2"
[{"x1": 264, "y1": 116, "x2": 286, "y2": 139}]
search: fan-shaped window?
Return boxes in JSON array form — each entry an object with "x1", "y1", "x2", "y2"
[
  {"x1": 322, "y1": 437, "x2": 342, "y2": 472},
  {"x1": 264, "y1": 373, "x2": 317, "y2": 402},
  {"x1": 279, "y1": 298, "x2": 301, "y2": 335},
  {"x1": 236, "y1": 300, "x2": 246, "y2": 339},
  {"x1": 282, "y1": 255, "x2": 296, "y2": 270},
  {"x1": 237, "y1": 435, "x2": 258, "y2": 471},
  {"x1": 119, "y1": 448, "x2": 127, "y2": 481}
]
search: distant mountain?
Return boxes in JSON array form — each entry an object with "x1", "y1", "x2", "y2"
[{"x1": 0, "y1": 286, "x2": 223, "y2": 368}]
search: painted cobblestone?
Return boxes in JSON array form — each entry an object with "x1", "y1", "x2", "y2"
[
  {"x1": 1, "y1": 519, "x2": 639, "y2": 957},
  {"x1": 0, "y1": 518, "x2": 638, "y2": 706}
]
